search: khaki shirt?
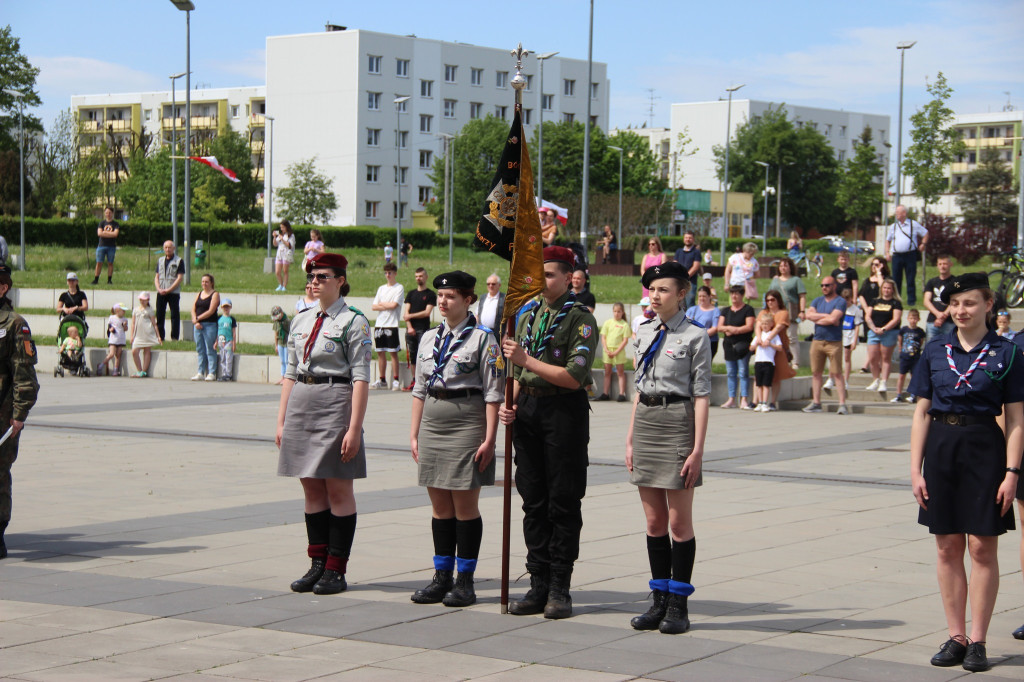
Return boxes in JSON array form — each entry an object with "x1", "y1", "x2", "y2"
[
  {"x1": 0, "y1": 299, "x2": 39, "y2": 421},
  {"x1": 285, "y1": 297, "x2": 371, "y2": 383},
  {"x1": 634, "y1": 308, "x2": 712, "y2": 398},
  {"x1": 513, "y1": 291, "x2": 598, "y2": 389},
  {"x1": 411, "y1": 317, "x2": 503, "y2": 402}
]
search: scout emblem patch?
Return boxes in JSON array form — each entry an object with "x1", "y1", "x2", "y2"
[{"x1": 578, "y1": 324, "x2": 592, "y2": 339}]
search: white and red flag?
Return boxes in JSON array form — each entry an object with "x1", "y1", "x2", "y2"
[
  {"x1": 189, "y1": 156, "x2": 240, "y2": 183},
  {"x1": 538, "y1": 199, "x2": 567, "y2": 225}
]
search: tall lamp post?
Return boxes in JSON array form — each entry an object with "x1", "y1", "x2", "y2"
[
  {"x1": 754, "y1": 161, "x2": 770, "y2": 255},
  {"x1": 580, "y1": 0, "x2": 594, "y2": 252},
  {"x1": 394, "y1": 96, "x2": 411, "y2": 269},
  {"x1": 170, "y1": 0, "x2": 194, "y2": 284},
  {"x1": 535, "y1": 51, "x2": 558, "y2": 205},
  {"x1": 608, "y1": 145, "x2": 623, "y2": 249},
  {"x1": 265, "y1": 115, "x2": 275, "y2": 258},
  {"x1": 436, "y1": 132, "x2": 455, "y2": 265},
  {"x1": 894, "y1": 40, "x2": 916, "y2": 207},
  {"x1": 2, "y1": 88, "x2": 25, "y2": 270},
  {"x1": 169, "y1": 71, "x2": 186, "y2": 250},
  {"x1": 719, "y1": 83, "x2": 745, "y2": 268}
]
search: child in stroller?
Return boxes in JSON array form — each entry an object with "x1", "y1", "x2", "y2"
[{"x1": 55, "y1": 314, "x2": 90, "y2": 377}]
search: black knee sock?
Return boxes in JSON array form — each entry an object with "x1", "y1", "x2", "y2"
[
  {"x1": 646, "y1": 534, "x2": 671, "y2": 580},
  {"x1": 304, "y1": 510, "x2": 331, "y2": 547},
  {"x1": 671, "y1": 537, "x2": 696, "y2": 583},
  {"x1": 455, "y1": 517, "x2": 483, "y2": 573},
  {"x1": 431, "y1": 516, "x2": 457, "y2": 558},
  {"x1": 328, "y1": 512, "x2": 357, "y2": 559}
]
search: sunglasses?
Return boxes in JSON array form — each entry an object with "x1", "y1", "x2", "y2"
[
  {"x1": 821, "y1": 283, "x2": 834, "y2": 287},
  {"x1": 306, "y1": 273, "x2": 337, "y2": 283}
]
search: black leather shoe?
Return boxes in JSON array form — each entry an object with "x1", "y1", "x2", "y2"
[
  {"x1": 442, "y1": 572, "x2": 476, "y2": 607},
  {"x1": 658, "y1": 593, "x2": 690, "y2": 634},
  {"x1": 543, "y1": 565, "x2": 573, "y2": 619},
  {"x1": 962, "y1": 642, "x2": 989, "y2": 672},
  {"x1": 290, "y1": 558, "x2": 326, "y2": 593},
  {"x1": 1013, "y1": 623, "x2": 1024, "y2": 640},
  {"x1": 312, "y1": 569, "x2": 347, "y2": 595},
  {"x1": 930, "y1": 638, "x2": 967, "y2": 667},
  {"x1": 630, "y1": 590, "x2": 668, "y2": 630},
  {"x1": 411, "y1": 570, "x2": 453, "y2": 604},
  {"x1": 508, "y1": 569, "x2": 548, "y2": 616}
]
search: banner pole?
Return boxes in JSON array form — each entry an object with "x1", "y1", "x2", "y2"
[{"x1": 500, "y1": 315, "x2": 515, "y2": 614}]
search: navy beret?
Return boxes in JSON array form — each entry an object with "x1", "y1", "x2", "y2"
[
  {"x1": 641, "y1": 261, "x2": 689, "y2": 289},
  {"x1": 940, "y1": 272, "x2": 989, "y2": 304},
  {"x1": 433, "y1": 270, "x2": 477, "y2": 290}
]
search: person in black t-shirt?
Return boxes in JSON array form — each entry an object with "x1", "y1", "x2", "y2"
[
  {"x1": 717, "y1": 285, "x2": 756, "y2": 409},
  {"x1": 922, "y1": 255, "x2": 955, "y2": 344},
  {"x1": 92, "y1": 206, "x2": 120, "y2": 285},
  {"x1": 571, "y1": 269, "x2": 596, "y2": 312},
  {"x1": 673, "y1": 230, "x2": 702, "y2": 309},
  {"x1": 56, "y1": 272, "x2": 89, "y2": 322},
  {"x1": 402, "y1": 267, "x2": 436, "y2": 390},
  {"x1": 892, "y1": 309, "x2": 925, "y2": 403},
  {"x1": 830, "y1": 250, "x2": 859, "y2": 300}
]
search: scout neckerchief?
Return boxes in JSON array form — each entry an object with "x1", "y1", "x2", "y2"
[
  {"x1": 302, "y1": 311, "x2": 326, "y2": 363},
  {"x1": 945, "y1": 341, "x2": 990, "y2": 390},
  {"x1": 521, "y1": 292, "x2": 577, "y2": 358},
  {"x1": 428, "y1": 313, "x2": 477, "y2": 388},
  {"x1": 635, "y1": 321, "x2": 668, "y2": 388}
]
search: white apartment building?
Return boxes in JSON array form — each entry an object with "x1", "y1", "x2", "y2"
[
  {"x1": 669, "y1": 100, "x2": 891, "y2": 191},
  {"x1": 608, "y1": 126, "x2": 672, "y2": 181},
  {"x1": 266, "y1": 27, "x2": 610, "y2": 227}
]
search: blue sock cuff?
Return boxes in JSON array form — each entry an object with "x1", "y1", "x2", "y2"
[
  {"x1": 433, "y1": 555, "x2": 455, "y2": 571},
  {"x1": 668, "y1": 579, "x2": 695, "y2": 596},
  {"x1": 456, "y1": 557, "x2": 478, "y2": 573},
  {"x1": 649, "y1": 578, "x2": 670, "y2": 593}
]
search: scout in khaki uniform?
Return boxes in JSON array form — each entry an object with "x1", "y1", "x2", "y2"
[
  {"x1": 0, "y1": 264, "x2": 40, "y2": 559},
  {"x1": 499, "y1": 246, "x2": 598, "y2": 619}
]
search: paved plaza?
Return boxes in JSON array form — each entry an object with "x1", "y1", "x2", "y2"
[{"x1": 1, "y1": 375, "x2": 1023, "y2": 681}]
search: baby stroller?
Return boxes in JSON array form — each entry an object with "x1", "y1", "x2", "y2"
[{"x1": 54, "y1": 314, "x2": 90, "y2": 378}]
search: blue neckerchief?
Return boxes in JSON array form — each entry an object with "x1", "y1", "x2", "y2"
[
  {"x1": 635, "y1": 322, "x2": 667, "y2": 387},
  {"x1": 428, "y1": 313, "x2": 477, "y2": 388}
]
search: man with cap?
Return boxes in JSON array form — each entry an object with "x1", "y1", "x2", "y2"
[
  {"x1": 499, "y1": 245, "x2": 598, "y2": 619},
  {"x1": 0, "y1": 264, "x2": 40, "y2": 558}
]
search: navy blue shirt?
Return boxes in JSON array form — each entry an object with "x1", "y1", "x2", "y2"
[
  {"x1": 674, "y1": 246, "x2": 701, "y2": 282},
  {"x1": 909, "y1": 330, "x2": 1024, "y2": 415},
  {"x1": 810, "y1": 295, "x2": 847, "y2": 342}
]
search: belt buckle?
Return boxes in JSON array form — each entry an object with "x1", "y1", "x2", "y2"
[
  {"x1": 944, "y1": 414, "x2": 959, "y2": 426},
  {"x1": 305, "y1": 375, "x2": 317, "y2": 385}
]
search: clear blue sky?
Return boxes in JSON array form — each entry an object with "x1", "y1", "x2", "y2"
[{"x1": 8, "y1": 0, "x2": 1024, "y2": 149}]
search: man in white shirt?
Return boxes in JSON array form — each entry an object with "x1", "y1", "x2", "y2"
[
  {"x1": 371, "y1": 262, "x2": 405, "y2": 390},
  {"x1": 884, "y1": 205, "x2": 928, "y2": 306},
  {"x1": 475, "y1": 274, "x2": 505, "y2": 332}
]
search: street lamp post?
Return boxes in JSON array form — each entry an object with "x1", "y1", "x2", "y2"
[
  {"x1": 394, "y1": 96, "x2": 411, "y2": 269},
  {"x1": 894, "y1": 40, "x2": 916, "y2": 207},
  {"x1": 580, "y1": 0, "x2": 594, "y2": 252},
  {"x1": 2, "y1": 88, "x2": 25, "y2": 270},
  {"x1": 608, "y1": 145, "x2": 623, "y2": 249},
  {"x1": 170, "y1": 0, "x2": 195, "y2": 284},
  {"x1": 719, "y1": 83, "x2": 745, "y2": 268},
  {"x1": 535, "y1": 51, "x2": 558, "y2": 205},
  {"x1": 755, "y1": 161, "x2": 770, "y2": 255},
  {"x1": 169, "y1": 72, "x2": 186, "y2": 250},
  {"x1": 265, "y1": 115, "x2": 274, "y2": 258},
  {"x1": 436, "y1": 133, "x2": 455, "y2": 265}
]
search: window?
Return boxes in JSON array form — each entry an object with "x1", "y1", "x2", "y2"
[
  {"x1": 470, "y1": 102, "x2": 482, "y2": 119},
  {"x1": 367, "y1": 92, "x2": 381, "y2": 110},
  {"x1": 590, "y1": 115, "x2": 598, "y2": 127},
  {"x1": 393, "y1": 202, "x2": 407, "y2": 219},
  {"x1": 144, "y1": 109, "x2": 152, "y2": 121},
  {"x1": 365, "y1": 201, "x2": 379, "y2": 218},
  {"x1": 367, "y1": 128, "x2": 381, "y2": 146},
  {"x1": 420, "y1": 114, "x2": 432, "y2": 133},
  {"x1": 825, "y1": 123, "x2": 832, "y2": 135},
  {"x1": 396, "y1": 130, "x2": 408, "y2": 149},
  {"x1": 542, "y1": 94, "x2": 553, "y2": 111},
  {"x1": 366, "y1": 165, "x2": 380, "y2": 183},
  {"x1": 394, "y1": 166, "x2": 408, "y2": 184},
  {"x1": 837, "y1": 150, "x2": 845, "y2": 162},
  {"x1": 968, "y1": 151, "x2": 977, "y2": 163},
  {"x1": 496, "y1": 71, "x2": 508, "y2": 88},
  {"x1": 396, "y1": 59, "x2": 409, "y2": 77},
  {"x1": 590, "y1": 82, "x2": 598, "y2": 99},
  {"x1": 419, "y1": 150, "x2": 433, "y2": 168},
  {"x1": 420, "y1": 80, "x2": 433, "y2": 98},
  {"x1": 523, "y1": 108, "x2": 532, "y2": 125},
  {"x1": 878, "y1": 129, "x2": 885, "y2": 142},
  {"x1": 443, "y1": 99, "x2": 457, "y2": 118},
  {"x1": 564, "y1": 79, "x2": 575, "y2": 96},
  {"x1": 444, "y1": 65, "x2": 457, "y2": 83},
  {"x1": 563, "y1": 112, "x2": 575, "y2": 123},
  {"x1": 985, "y1": 127, "x2": 997, "y2": 138},
  {"x1": 471, "y1": 68, "x2": 483, "y2": 86},
  {"x1": 525, "y1": 75, "x2": 534, "y2": 91},
  {"x1": 395, "y1": 97, "x2": 408, "y2": 113},
  {"x1": 368, "y1": 55, "x2": 381, "y2": 74},
  {"x1": 418, "y1": 186, "x2": 432, "y2": 204},
  {"x1": 495, "y1": 105, "x2": 508, "y2": 120},
  {"x1": 1006, "y1": 150, "x2": 1014, "y2": 162}
]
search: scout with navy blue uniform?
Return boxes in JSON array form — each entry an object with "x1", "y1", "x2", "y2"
[
  {"x1": 409, "y1": 271, "x2": 502, "y2": 608},
  {"x1": 277, "y1": 253, "x2": 371, "y2": 596}
]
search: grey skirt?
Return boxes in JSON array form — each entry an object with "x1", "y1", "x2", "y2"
[
  {"x1": 630, "y1": 400, "x2": 701, "y2": 489},
  {"x1": 418, "y1": 394, "x2": 494, "y2": 490},
  {"x1": 277, "y1": 382, "x2": 367, "y2": 479}
]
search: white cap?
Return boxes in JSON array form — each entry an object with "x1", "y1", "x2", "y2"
[
  {"x1": 702, "y1": 272, "x2": 713, "y2": 280},
  {"x1": 639, "y1": 297, "x2": 650, "y2": 306},
  {"x1": 66, "y1": 272, "x2": 78, "y2": 280},
  {"x1": 220, "y1": 298, "x2": 232, "y2": 307},
  {"x1": 138, "y1": 291, "x2": 150, "y2": 300}
]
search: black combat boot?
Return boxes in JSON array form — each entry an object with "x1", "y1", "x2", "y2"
[
  {"x1": 412, "y1": 570, "x2": 454, "y2": 603},
  {"x1": 290, "y1": 544, "x2": 327, "y2": 593},
  {"x1": 659, "y1": 592, "x2": 691, "y2": 634},
  {"x1": 544, "y1": 564, "x2": 573, "y2": 619},
  {"x1": 0, "y1": 522, "x2": 7, "y2": 560},
  {"x1": 508, "y1": 564, "x2": 549, "y2": 615},
  {"x1": 312, "y1": 555, "x2": 348, "y2": 595},
  {"x1": 443, "y1": 572, "x2": 476, "y2": 607},
  {"x1": 630, "y1": 579, "x2": 669, "y2": 630}
]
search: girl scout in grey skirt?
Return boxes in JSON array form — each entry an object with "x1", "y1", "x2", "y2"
[
  {"x1": 626, "y1": 261, "x2": 712, "y2": 635},
  {"x1": 409, "y1": 271, "x2": 502, "y2": 607},
  {"x1": 276, "y1": 252, "x2": 371, "y2": 596}
]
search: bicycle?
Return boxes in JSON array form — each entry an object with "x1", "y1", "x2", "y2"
[
  {"x1": 988, "y1": 247, "x2": 1024, "y2": 308},
  {"x1": 769, "y1": 251, "x2": 823, "y2": 279}
]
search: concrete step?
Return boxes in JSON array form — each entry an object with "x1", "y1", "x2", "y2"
[{"x1": 779, "y1": 400, "x2": 916, "y2": 417}]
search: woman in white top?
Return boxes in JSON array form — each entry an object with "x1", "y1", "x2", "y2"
[
  {"x1": 724, "y1": 242, "x2": 760, "y2": 304},
  {"x1": 274, "y1": 220, "x2": 296, "y2": 292}
]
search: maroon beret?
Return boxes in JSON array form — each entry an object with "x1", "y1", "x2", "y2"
[
  {"x1": 305, "y1": 252, "x2": 348, "y2": 273},
  {"x1": 543, "y1": 246, "x2": 576, "y2": 268}
]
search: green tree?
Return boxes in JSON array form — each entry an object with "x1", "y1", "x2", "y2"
[
  {"x1": 202, "y1": 130, "x2": 261, "y2": 222},
  {"x1": 118, "y1": 146, "x2": 178, "y2": 223},
  {"x1": 0, "y1": 25, "x2": 43, "y2": 152},
  {"x1": 835, "y1": 126, "x2": 883, "y2": 235},
  {"x1": 26, "y1": 109, "x2": 82, "y2": 218},
  {"x1": 956, "y1": 147, "x2": 1018, "y2": 229},
  {"x1": 275, "y1": 156, "x2": 337, "y2": 225},
  {"x1": 525, "y1": 120, "x2": 618, "y2": 201},
  {"x1": 901, "y1": 72, "x2": 965, "y2": 215},
  {"x1": 605, "y1": 129, "x2": 667, "y2": 197},
  {"x1": 57, "y1": 146, "x2": 104, "y2": 222}
]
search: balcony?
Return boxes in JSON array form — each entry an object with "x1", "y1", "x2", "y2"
[
  {"x1": 80, "y1": 120, "x2": 101, "y2": 132},
  {"x1": 190, "y1": 115, "x2": 218, "y2": 129},
  {"x1": 250, "y1": 114, "x2": 265, "y2": 127},
  {"x1": 250, "y1": 140, "x2": 265, "y2": 154},
  {"x1": 162, "y1": 116, "x2": 186, "y2": 129},
  {"x1": 979, "y1": 137, "x2": 1012, "y2": 147},
  {"x1": 950, "y1": 162, "x2": 974, "y2": 173},
  {"x1": 252, "y1": 167, "x2": 264, "y2": 181},
  {"x1": 106, "y1": 119, "x2": 132, "y2": 131}
]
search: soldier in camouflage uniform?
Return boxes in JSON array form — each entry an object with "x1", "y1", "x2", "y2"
[{"x1": 0, "y1": 264, "x2": 40, "y2": 559}]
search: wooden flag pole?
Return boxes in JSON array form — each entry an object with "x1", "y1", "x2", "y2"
[{"x1": 500, "y1": 316, "x2": 515, "y2": 614}]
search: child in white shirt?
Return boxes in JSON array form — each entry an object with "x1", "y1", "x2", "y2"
[
  {"x1": 101, "y1": 303, "x2": 128, "y2": 376},
  {"x1": 750, "y1": 313, "x2": 783, "y2": 412}
]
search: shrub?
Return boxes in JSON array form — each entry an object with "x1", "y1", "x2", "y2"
[{"x1": 922, "y1": 215, "x2": 1015, "y2": 266}]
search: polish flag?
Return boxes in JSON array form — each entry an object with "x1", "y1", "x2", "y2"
[
  {"x1": 538, "y1": 199, "x2": 568, "y2": 226},
  {"x1": 189, "y1": 156, "x2": 240, "y2": 183}
]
